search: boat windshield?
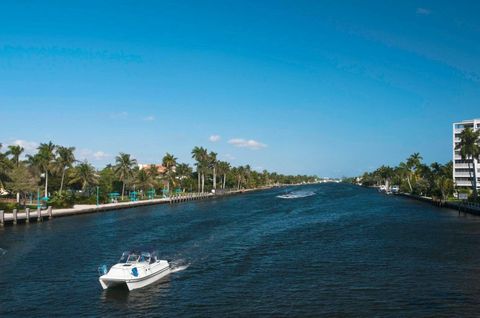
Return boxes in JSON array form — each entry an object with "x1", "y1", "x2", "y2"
[
  {"x1": 126, "y1": 254, "x2": 140, "y2": 263},
  {"x1": 139, "y1": 252, "x2": 150, "y2": 263},
  {"x1": 119, "y1": 252, "x2": 129, "y2": 263},
  {"x1": 118, "y1": 251, "x2": 155, "y2": 264}
]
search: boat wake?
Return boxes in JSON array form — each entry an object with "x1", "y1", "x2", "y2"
[
  {"x1": 170, "y1": 259, "x2": 190, "y2": 273},
  {"x1": 277, "y1": 191, "x2": 316, "y2": 199},
  {"x1": 0, "y1": 248, "x2": 6, "y2": 257}
]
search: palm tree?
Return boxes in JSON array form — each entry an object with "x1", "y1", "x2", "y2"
[
  {"x1": 55, "y1": 146, "x2": 76, "y2": 193},
  {"x1": 261, "y1": 169, "x2": 270, "y2": 187},
  {"x1": 6, "y1": 145, "x2": 24, "y2": 167},
  {"x1": 33, "y1": 141, "x2": 56, "y2": 197},
  {"x1": 162, "y1": 153, "x2": 177, "y2": 193},
  {"x1": 208, "y1": 151, "x2": 217, "y2": 190},
  {"x1": 397, "y1": 162, "x2": 411, "y2": 192},
  {"x1": 436, "y1": 175, "x2": 453, "y2": 201},
  {"x1": 114, "y1": 153, "x2": 137, "y2": 200},
  {"x1": 69, "y1": 161, "x2": 98, "y2": 192},
  {"x1": 0, "y1": 143, "x2": 13, "y2": 189},
  {"x1": 191, "y1": 147, "x2": 201, "y2": 191},
  {"x1": 191, "y1": 146, "x2": 208, "y2": 192},
  {"x1": 456, "y1": 127, "x2": 480, "y2": 199},
  {"x1": 407, "y1": 153, "x2": 423, "y2": 175},
  {"x1": 175, "y1": 163, "x2": 193, "y2": 191},
  {"x1": 135, "y1": 169, "x2": 155, "y2": 197},
  {"x1": 443, "y1": 161, "x2": 453, "y2": 178},
  {"x1": 235, "y1": 166, "x2": 245, "y2": 190},
  {"x1": 217, "y1": 161, "x2": 231, "y2": 189},
  {"x1": 243, "y1": 165, "x2": 252, "y2": 188},
  {"x1": 376, "y1": 165, "x2": 394, "y2": 190},
  {"x1": 398, "y1": 153, "x2": 423, "y2": 193},
  {"x1": 430, "y1": 162, "x2": 442, "y2": 176}
]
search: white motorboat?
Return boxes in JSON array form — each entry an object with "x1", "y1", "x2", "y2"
[
  {"x1": 99, "y1": 249, "x2": 171, "y2": 291},
  {"x1": 391, "y1": 185, "x2": 400, "y2": 194}
]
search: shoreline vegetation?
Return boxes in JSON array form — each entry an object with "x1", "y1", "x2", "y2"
[
  {"x1": 0, "y1": 141, "x2": 318, "y2": 214},
  {"x1": 343, "y1": 152, "x2": 456, "y2": 202},
  {"x1": 344, "y1": 128, "x2": 480, "y2": 204},
  {"x1": 344, "y1": 152, "x2": 480, "y2": 214}
]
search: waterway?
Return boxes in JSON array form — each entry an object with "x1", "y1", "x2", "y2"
[{"x1": 1, "y1": 183, "x2": 480, "y2": 317}]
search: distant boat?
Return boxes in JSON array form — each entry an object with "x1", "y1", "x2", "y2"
[{"x1": 99, "y1": 248, "x2": 170, "y2": 291}]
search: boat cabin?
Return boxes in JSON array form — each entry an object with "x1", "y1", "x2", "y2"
[{"x1": 118, "y1": 250, "x2": 159, "y2": 264}]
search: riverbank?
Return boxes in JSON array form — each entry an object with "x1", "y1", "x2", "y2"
[
  {"x1": 397, "y1": 192, "x2": 480, "y2": 215},
  {"x1": 0, "y1": 190, "x2": 246, "y2": 226},
  {"x1": 0, "y1": 192, "x2": 208, "y2": 226},
  {"x1": 351, "y1": 184, "x2": 480, "y2": 216},
  {"x1": 0, "y1": 184, "x2": 312, "y2": 226}
]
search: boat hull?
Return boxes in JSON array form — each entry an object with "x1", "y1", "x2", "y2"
[
  {"x1": 99, "y1": 262, "x2": 171, "y2": 291},
  {"x1": 126, "y1": 267, "x2": 171, "y2": 290}
]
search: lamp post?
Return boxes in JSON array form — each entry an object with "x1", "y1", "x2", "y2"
[{"x1": 96, "y1": 186, "x2": 99, "y2": 207}]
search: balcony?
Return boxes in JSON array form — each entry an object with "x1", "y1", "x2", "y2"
[
  {"x1": 454, "y1": 163, "x2": 471, "y2": 169},
  {"x1": 456, "y1": 180, "x2": 474, "y2": 187},
  {"x1": 454, "y1": 172, "x2": 475, "y2": 177}
]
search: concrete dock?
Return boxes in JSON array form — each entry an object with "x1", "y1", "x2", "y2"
[
  {"x1": 398, "y1": 193, "x2": 480, "y2": 215},
  {"x1": 0, "y1": 192, "x2": 216, "y2": 226}
]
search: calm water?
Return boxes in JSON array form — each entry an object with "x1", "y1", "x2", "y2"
[{"x1": 2, "y1": 183, "x2": 480, "y2": 317}]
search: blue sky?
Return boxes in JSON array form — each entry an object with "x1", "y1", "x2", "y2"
[{"x1": 0, "y1": 1, "x2": 479, "y2": 177}]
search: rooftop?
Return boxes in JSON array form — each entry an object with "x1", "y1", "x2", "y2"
[
  {"x1": 454, "y1": 119, "x2": 480, "y2": 124},
  {"x1": 138, "y1": 164, "x2": 167, "y2": 174}
]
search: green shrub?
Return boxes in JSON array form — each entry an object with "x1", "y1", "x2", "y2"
[
  {"x1": 49, "y1": 192, "x2": 75, "y2": 209},
  {"x1": 0, "y1": 202, "x2": 18, "y2": 212},
  {"x1": 74, "y1": 195, "x2": 97, "y2": 205}
]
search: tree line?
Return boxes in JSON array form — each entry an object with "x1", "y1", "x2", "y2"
[
  {"x1": 345, "y1": 127, "x2": 480, "y2": 202},
  {"x1": 346, "y1": 153, "x2": 454, "y2": 201},
  {"x1": 0, "y1": 142, "x2": 317, "y2": 209}
]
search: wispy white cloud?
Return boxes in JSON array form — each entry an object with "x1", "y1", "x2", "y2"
[
  {"x1": 416, "y1": 8, "x2": 431, "y2": 15},
  {"x1": 93, "y1": 151, "x2": 110, "y2": 160},
  {"x1": 228, "y1": 138, "x2": 267, "y2": 150},
  {"x1": 209, "y1": 135, "x2": 221, "y2": 142},
  {"x1": 6, "y1": 139, "x2": 38, "y2": 158},
  {"x1": 143, "y1": 115, "x2": 155, "y2": 121},
  {"x1": 76, "y1": 149, "x2": 111, "y2": 161}
]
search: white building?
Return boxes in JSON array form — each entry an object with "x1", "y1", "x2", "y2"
[{"x1": 453, "y1": 119, "x2": 480, "y2": 188}]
